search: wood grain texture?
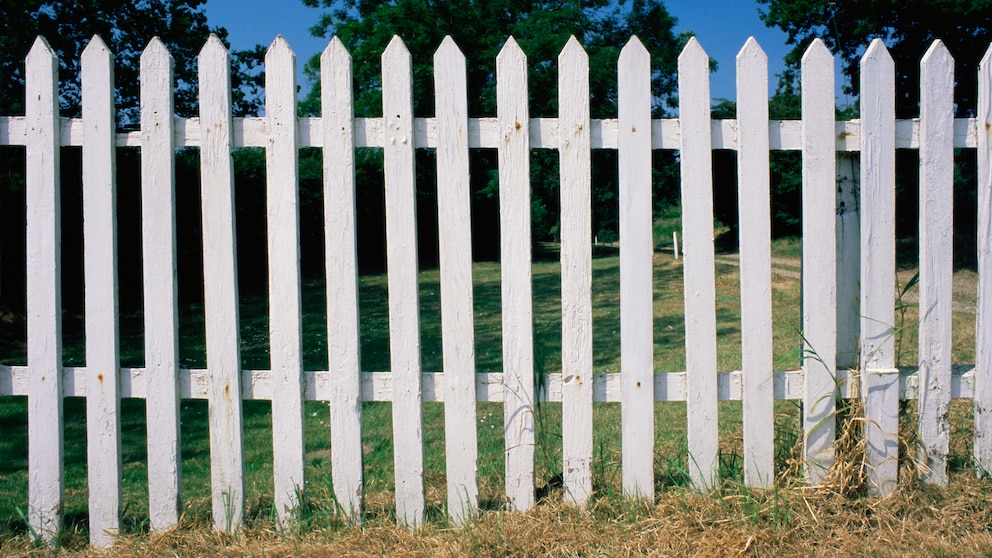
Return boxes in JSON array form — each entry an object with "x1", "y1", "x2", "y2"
[
  {"x1": 25, "y1": 36, "x2": 64, "y2": 545},
  {"x1": 81, "y1": 36, "x2": 123, "y2": 547},
  {"x1": 382, "y1": 36, "x2": 425, "y2": 527},
  {"x1": 140, "y1": 37, "x2": 183, "y2": 533},
  {"x1": 679, "y1": 37, "x2": 719, "y2": 490},
  {"x1": 496, "y1": 37, "x2": 536, "y2": 512},
  {"x1": 801, "y1": 39, "x2": 837, "y2": 484},
  {"x1": 618, "y1": 36, "x2": 654, "y2": 499},
  {"x1": 265, "y1": 36, "x2": 306, "y2": 526},
  {"x1": 198, "y1": 34, "x2": 245, "y2": 532},
  {"x1": 736, "y1": 37, "x2": 774, "y2": 489},
  {"x1": 558, "y1": 36, "x2": 594, "y2": 506},
  {"x1": 859, "y1": 39, "x2": 899, "y2": 495},
  {"x1": 2, "y1": 114, "x2": 983, "y2": 152},
  {"x1": 434, "y1": 37, "x2": 479, "y2": 523},
  {"x1": 322, "y1": 36, "x2": 364, "y2": 523},
  {"x1": 918, "y1": 40, "x2": 955, "y2": 487},
  {"x1": 976, "y1": 46, "x2": 992, "y2": 476}
]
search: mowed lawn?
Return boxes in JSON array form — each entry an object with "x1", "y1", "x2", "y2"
[{"x1": 0, "y1": 237, "x2": 981, "y2": 534}]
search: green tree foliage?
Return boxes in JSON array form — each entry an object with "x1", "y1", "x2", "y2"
[
  {"x1": 757, "y1": 0, "x2": 992, "y2": 117},
  {"x1": 0, "y1": 1, "x2": 267, "y2": 320},
  {"x1": 298, "y1": 0, "x2": 694, "y2": 265},
  {"x1": 300, "y1": 0, "x2": 690, "y2": 118},
  {"x1": 0, "y1": 0, "x2": 265, "y2": 120},
  {"x1": 759, "y1": 0, "x2": 989, "y2": 262}
]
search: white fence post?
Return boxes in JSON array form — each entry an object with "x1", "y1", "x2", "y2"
[
  {"x1": 736, "y1": 37, "x2": 775, "y2": 489},
  {"x1": 434, "y1": 36, "x2": 479, "y2": 523},
  {"x1": 976, "y1": 45, "x2": 992, "y2": 476},
  {"x1": 496, "y1": 37, "x2": 536, "y2": 512},
  {"x1": 25, "y1": 36, "x2": 64, "y2": 545},
  {"x1": 198, "y1": 34, "x2": 245, "y2": 532},
  {"x1": 679, "y1": 37, "x2": 719, "y2": 490},
  {"x1": 918, "y1": 40, "x2": 955, "y2": 487},
  {"x1": 322, "y1": 36, "x2": 364, "y2": 523},
  {"x1": 82, "y1": 35, "x2": 123, "y2": 547},
  {"x1": 265, "y1": 35, "x2": 306, "y2": 525},
  {"x1": 801, "y1": 39, "x2": 837, "y2": 484},
  {"x1": 859, "y1": 39, "x2": 899, "y2": 495},
  {"x1": 559, "y1": 36, "x2": 594, "y2": 506},
  {"x1": 618, "y1": 36, "x2": 654, "y2": 500},
  {"x1": 140, "y1": 36, "x2": 183, "y2": 532},
  {"x1": 382, "y1": 35, "x2": 425, "y2": 527}
]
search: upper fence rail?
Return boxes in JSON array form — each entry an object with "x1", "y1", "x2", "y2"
[{"x1": 0, "y1": 113, "x2": 981, "y2": 151}]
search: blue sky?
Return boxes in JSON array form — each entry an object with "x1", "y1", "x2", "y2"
[{"x1": 204, "y1": 0, "x2": 805, "y2": 104}]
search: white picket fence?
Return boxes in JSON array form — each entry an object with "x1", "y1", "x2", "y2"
[{"x1": 0, "y1": 32, "x2": 990, "y2": 547}]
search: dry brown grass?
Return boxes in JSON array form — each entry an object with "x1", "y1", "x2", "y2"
[{"x1": 4, "y1": 473, "x2": 992, "y2": 557}]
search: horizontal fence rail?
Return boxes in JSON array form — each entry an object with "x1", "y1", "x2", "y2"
[
  {"x1": 0, "y1": 364, "x2": 983, "y2": 402},
  {"x1": 0, "y1": 114, "x2": 983, "y2": 150},
  {"x1": 0, "y1": 33, "x2": 990, "y2": 547}
]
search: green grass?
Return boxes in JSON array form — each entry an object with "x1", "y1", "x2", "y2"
[{"x1": 0, "y1": 235, "x2": 981, "y2": 537}]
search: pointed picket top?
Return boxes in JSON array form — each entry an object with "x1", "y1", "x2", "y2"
[
  {"x1": 498, "y1": 36, "x2": 526, "y2": 67},
  {"x1": 801, "y1": 38, "x2": 833, "y2": 112},
  {"x1": 322, "y1": 36, "x2": 353, "y2": 108},
  {"x1": 324, "y1": 35, "x2": 350, "y2": 61},
  {"x1": 141, "y1": 36, "x2": 173, "y2": 67},
  {"x1": 559, "y1": 34, "x2": 587, "y2": 64},
  {"x1": 435, "y1": 35, "x2": 465, "y2": 64},
  {"x1": 267, "y1": 34, "x2": 294, "y2": 61},
  {"x1": 802, "y1": 39, "x2": 834, "y2": 64},
  {"x1": 265, "y1": 34, "x2": 296, "y2": 99},
  {"x1": 199, "y1": 33, "x2": 232, "y2": 119},
  {"x1": 81, "y1": 35, "x2": 114, "y2": 102},
  {"x1": 982, "y1": 43, "x2": 992, "y2": 74},
  {"x1": 737, "y1": 36, "x2": 766, "y2": 65},
  {"x1": 862, "y1": 38, "x2": 893, "y2": 70},
  {"x1": 619, "y1": 35, "x2": 649, "y2": 66},
  {"x1": 922, "y1": 39, "x2": 953, "y2": 69},
  {"x1": 82, "y1": 34, "x2": 112, "y2": 60},
  {"x1": 200, "y1": 33, "x2": 229, "y2": 63},
  {"x1": 383, "y1": 35, "x2": 411, "y2": 66},
  {"x1": 27, "y1": 35, "x2": 57, "y2": 65},
  {"x1": 679, "y1": 36, "x2": 708, "y2": 65}
]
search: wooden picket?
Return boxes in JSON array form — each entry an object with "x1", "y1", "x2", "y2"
[
  {"x1": 321, "y1": 36, "x2": 364, "y2": 522},
  {"x1": 678, "y1": 37, "x2": 719, "y2": 490},
  {"x1": 140, "y1": 36, "x2": 183, "y2": 532},
  {"x1": 264, "y1": 35, "x2": 307, "y2": 526},
  {"x1": 977, "y1": 46, "x2": 992, "y2": 475},
  {"x1": 918, "y1": 40, "x2": 955, "y2": 486},
  {"x1": 558, "y1": 36, "x2": 594, "y2": 506},
  {"x1": 3, "y1": 31, "x2": 992, "y2": 547},
  {"x1": 859, "y1": 39, "x2": 899, "y2": 495},
  {"x1": 800, "y1": 39, "x2": 837, "y2": 484},
  {"x1": 381, "y1": 36, "x2": 425, "y2": 526},
  {"x1": 435, "y1": 37, "x2": 479, "y2": 523},
  {"x1": 496, "y1": 37, "x2": 536, "y2": 512},
  {"x1": 198, "y1": 34, "x2": 246, "y2": 531},
  {"x1": 736, "y1": 37, "x2": 774, "y2": 489},
  {"x1": 81, "y1": 35, "x2": 123, "y2": 546},
  {"x1": 618, "y1": 36, "x2": 654, "y2": 500},
  {"x1": 25, "y1": 36, "x2": 64, "y2": 545}
]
